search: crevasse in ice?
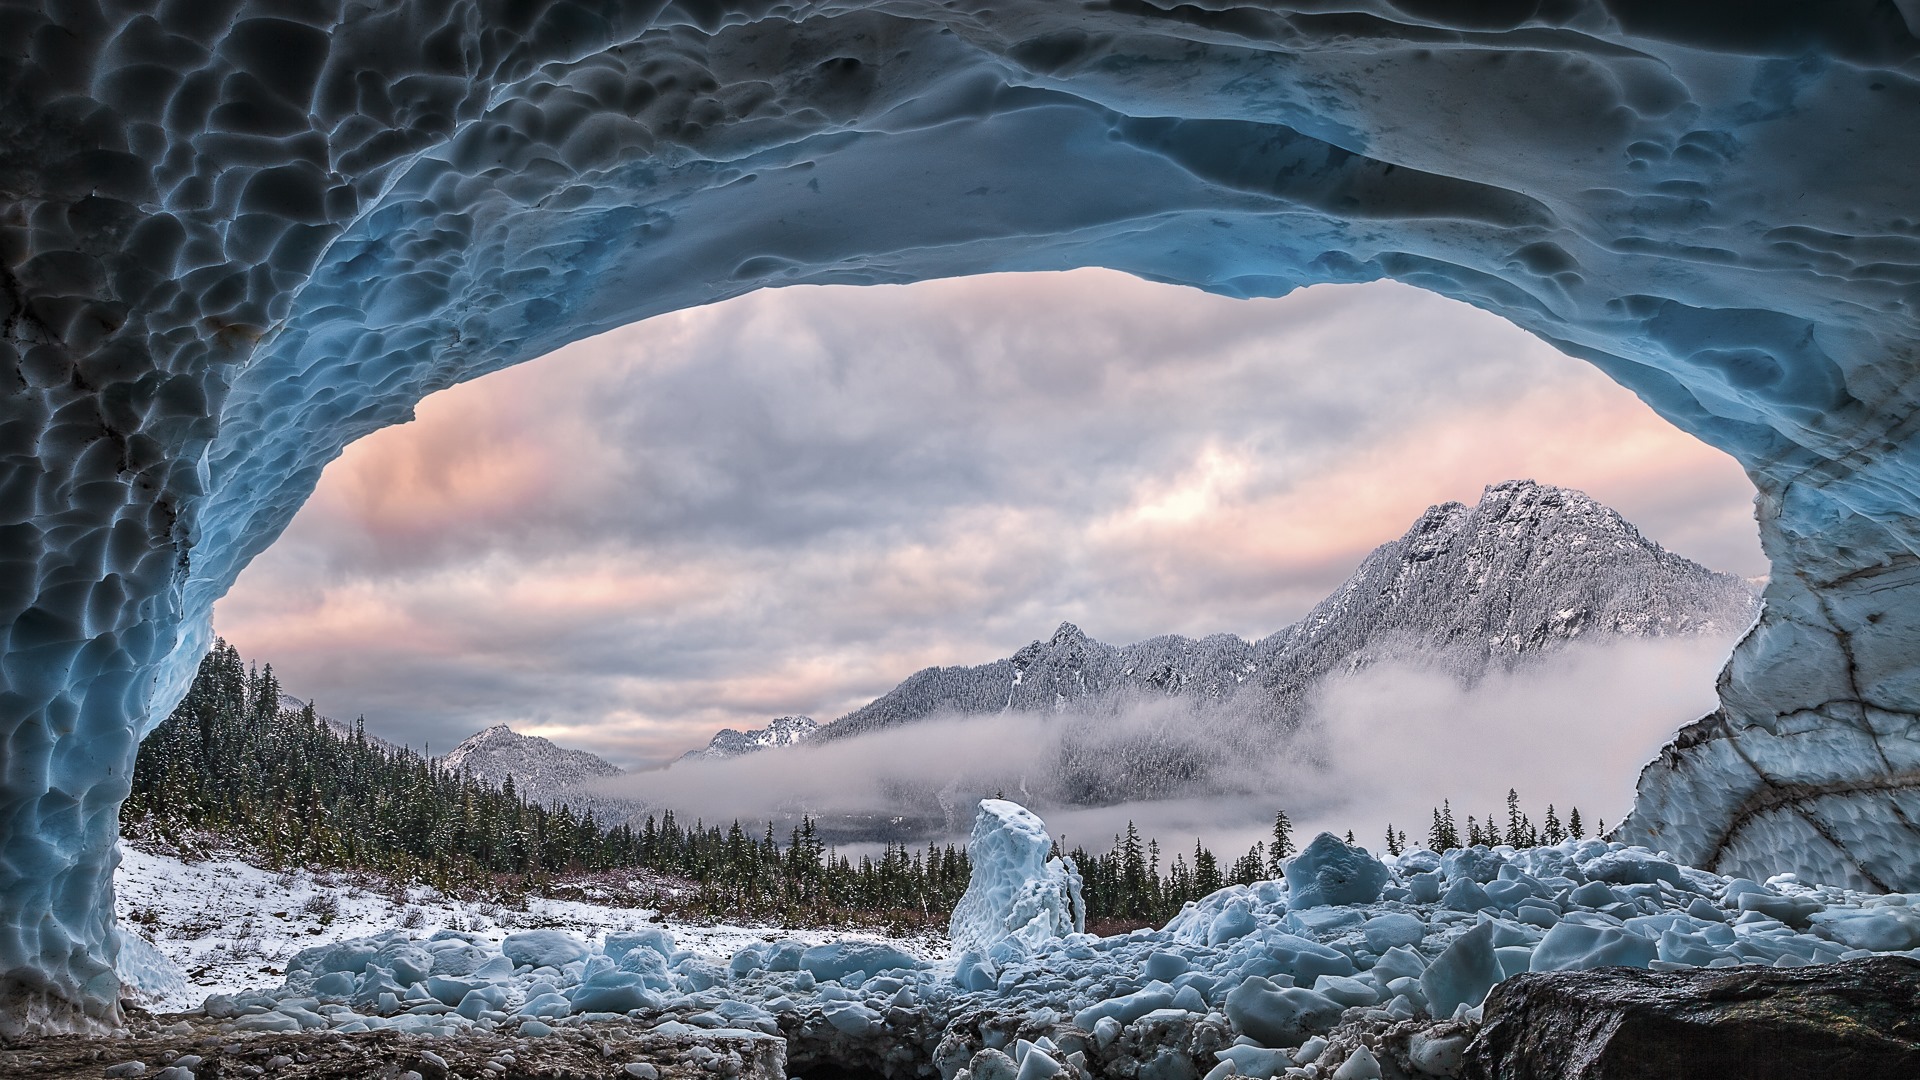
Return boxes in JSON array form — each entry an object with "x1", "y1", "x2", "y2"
[{"x1": 3, "y1": 0, "x2": 1919, "y2": 1029}]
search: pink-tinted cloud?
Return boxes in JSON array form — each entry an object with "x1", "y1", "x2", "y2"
[{"x1": 216, "y1": 272, "x2": 1763, "y2": 764}]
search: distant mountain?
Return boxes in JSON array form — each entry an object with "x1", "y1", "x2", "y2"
[
  {"x1": 820, "y1": 479, "x2": 1759, "y2": 743},
  {"x1": 678, "y1": 715, "x2": 819, "y2": 763},
  {"x1": 438, "y1": 724, "x2": 623, "y2": 801}
]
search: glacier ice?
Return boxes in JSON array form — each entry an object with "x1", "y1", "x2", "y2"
[
  {"x1": 2, "y1": 0, "x2": 1920, "y2": 1028},
  {"x1": 149, "y1": 830, "x2": 1920, "y2": 1079},
  {"x1": 948, "y1": 800, "x2": 1085, "y2": 975},
  {"x1": 1284, "y1": 833, "x2": 1392, "y2": 909}
]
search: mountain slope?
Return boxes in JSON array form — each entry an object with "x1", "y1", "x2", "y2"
[
  {"x1": 438, "y1": 724, "x2": 623, "y2": 800},
  {"x1": 821, "y1": 480, "x2": 1758, "y2": 742},
  {"x1": 678, "y1": 715, "x2": 819, "y2": 763}
]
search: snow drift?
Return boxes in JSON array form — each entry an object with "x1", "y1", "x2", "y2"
[{"x1": 2, "y1": 0, "x2": 1919, "y2": 1030}]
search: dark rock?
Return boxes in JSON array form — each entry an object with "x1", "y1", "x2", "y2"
[{"x1": 1465, "y1": 956, "x2": 1920, "y2": 1080}]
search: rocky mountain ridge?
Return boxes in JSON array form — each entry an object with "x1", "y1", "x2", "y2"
[
  {"x1": 819, "y1": 479, "x2": 1758, "y2": 742},
  {"x1": 678, "y1": 715, "x2": 820, "y2": 763},
  {"x1": 437, "y1": 724, "x2": 624, "y2": 801}
]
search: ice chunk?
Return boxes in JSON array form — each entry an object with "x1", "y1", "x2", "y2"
[
  {"x1": 1073, "y1": 986, "x2": 1176, "y2": 1030},
  {"x1": 1262, "y1": 933, "x2": 1357, "y2": 981},
  {"x1": 502, "y1": 931, "x2": 588, "y2": 970},
  {"x1": 1361, "y1": 913, "x2": 1426, "y2": 952},
  {"x1": 800, "y1": 941, "x2": 921, "y2": 983},
  {"x1": 1284, "y1": 833, "x2": 1390, "y2": 909},
  {"x1": 1581, "y1": 850, "x2": 1685, "y2": 889},
  {"x1": 1420, "y1": 922, "x2": 1501, "y2": 1017},
  {"x1": 115, "y1": 930, "x2": 189, "y2": 1011},
  {"x1": 1222, "y1": 977, "x2": 1345, "y2": 1047},
  {"x1": 1331, "y1": 1045, "x2": 1382, "y2": 1080},
  {"x1": 1441, "y1": 877, "x2": 1493, "y2": 912},
  {"x1": 604, "y1": 929, "x2": 676, "y2": 962},
  {"x1": 1442, "y1": 848, "x2": 1506, "y2": 884},
  {"x1": 949, "y1": 800, "x2": 1084, "y2": 967},
  {"x1": 1529, "y1": 922, "x2": 1657, "y2": 972}
]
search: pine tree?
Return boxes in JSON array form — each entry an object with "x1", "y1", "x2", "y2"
[
  {"x1": 1505, "y1": 788, "x2": 1524, "y2": 847},
  {"x1": 1193, "y1": 839, "x2": 1223, "y2": 896},
  {"x1": 1384, "y1": 824, "x2": 1403, "y2": 857},
  {"x1": 1269, "y1": 810, "x2": 1295, "y2": 867},
  {"x1": 1567, "y1": 807, "x2": 1584, "y2": 839},
  {"x1": 1543, "y1": 804, "x2": 1564, "y2": 845}
]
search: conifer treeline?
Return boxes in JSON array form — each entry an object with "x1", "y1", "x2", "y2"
[
  {"x1": 125, "y1": 640, "x2": 1590, "y2": 932},
  {"x1": 123, "y1": 640, "x2": 976, "y2": 925},
  {"x1": 1421, "y1": 790, "x2": 1590, "y2": 853}
]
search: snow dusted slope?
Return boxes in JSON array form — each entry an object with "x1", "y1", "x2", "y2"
[
  {"x1": 679, "y1": 716, "x2": 820, "y2": 763},
  {"x1": 3, "y1": 0, "x2": 1920, "y2": 1030},
  {"x1": 825, "y1": 481, "x2": 1756, "y2": 740},
  {"x1": 439, "y1": 725, "x2": 623, "y2": 802}
]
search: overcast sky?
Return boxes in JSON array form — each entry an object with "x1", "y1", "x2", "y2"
[{"x1": 215, "y1": 272, "x2": 1764, "y2": 766}]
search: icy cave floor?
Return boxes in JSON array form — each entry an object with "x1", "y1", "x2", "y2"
[{"x1": 77, "y1": 803, "x2": 1920, "y2": 1080}]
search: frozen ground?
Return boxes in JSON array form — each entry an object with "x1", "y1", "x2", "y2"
[
  {"x1": 106, "y1": 801, "x2": 1920, "y2": 1079},
  {"x1": 114, "y1": 844, "x2": 946, "y2": 1013}
]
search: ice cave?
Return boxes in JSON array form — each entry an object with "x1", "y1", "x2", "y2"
[{"x1": 2, "y1": 0, "x2": 1919, "y2": 1035}]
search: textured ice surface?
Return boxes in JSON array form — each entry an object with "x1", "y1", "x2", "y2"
[
  {"x1": 1285, "y1": 834, "x2": 1393, "y2": 910},
  {"x1": 144, "y1": 819, "x2": 1920, "y2": 1080},
  {"x1": 3, "y1": 0, "x2": 1920, "y2": 1029},
  {"x1": 949, "y1": 800, "x2": 1084, "y2": 976}
]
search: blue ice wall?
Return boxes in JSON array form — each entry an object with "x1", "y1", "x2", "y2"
[{"x1": 1, "y1": 0, "x2": 1918, "y2": 1030}]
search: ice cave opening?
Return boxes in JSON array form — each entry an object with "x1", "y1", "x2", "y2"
[{"x1": 2, "y1": 0, "x2": 1918, "y2": 1035}]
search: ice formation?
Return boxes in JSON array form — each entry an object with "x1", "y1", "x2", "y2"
[
  {"x1": 949, "y1": 800, "x2": 1085, "y2": 987},
  {"x1": 2, "y1": 0, "x2": 1919, "y2": 1029},
  {"x1": 163, "y1": 816, "x2": 1920, "y2": 1079}
]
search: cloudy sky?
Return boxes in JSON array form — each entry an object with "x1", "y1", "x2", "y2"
[{"x1": 215, "y1": 271, "x2": 1764, "y2": 768}]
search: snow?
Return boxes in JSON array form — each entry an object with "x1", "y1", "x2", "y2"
[
  {"x1": 100, "y1": 800, "x2": 1920, "y2": 1080},
  {"x1": 5, "y1": 0, "x2": 1920, "y2": 1029},
  {"x1": 112, "y1": 844, "x2": 940, "y2": 1014}
]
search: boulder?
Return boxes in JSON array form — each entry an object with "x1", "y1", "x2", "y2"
[{"x1": 1466, "y1": 956, "x2": 1920, "y2": 1080}]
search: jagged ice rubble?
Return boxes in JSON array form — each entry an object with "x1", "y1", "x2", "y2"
[
  {"x1": 3, "y1": 0, "x2": 1920, "y2": 1032},
  {"x1": 133, "y1": 800, "x2": 1920, "y2": 1079}
]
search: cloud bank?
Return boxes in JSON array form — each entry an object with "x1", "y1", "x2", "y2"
[
  {"x1": 214, "y1": 272, "x2": 1763, "y2": 763},
  {"x1": 584, "y1": 634, "x2": 1738, "y2": 858}
]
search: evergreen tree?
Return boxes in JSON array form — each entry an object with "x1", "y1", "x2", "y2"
[
  {"x1": 1193, "y1": 839, "x2": 1223, "y2": 896},
  {"x1": 1384, "y1": 824, "x2": 1403, "y2": 857},
  {"x1": 1568, "y1": 807, "x2": 1584, "y2": 839},
  {"x1": 1269, "y1": 810, "x2": 1295, "y2": 869},
  {"x1": 1543, "y1": 805, "x2": 1564, "y2": 845}
]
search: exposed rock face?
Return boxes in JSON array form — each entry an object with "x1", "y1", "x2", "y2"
[
  {"x1": 822, "y1": 480, "x2": 1756, "y2": 741},
  {"x1": 2, "y1": 0, "x2": 1919, "y2": 1029},
  {"x1": 679, "y1": 715, "x2": 819, "y2": 763},
  {"x1": 437, "y1": 724, "x2": 623, "y2": 803},
  {"x1": 1465, "y1": 957, "x2": 1920, "y2": 1080}
]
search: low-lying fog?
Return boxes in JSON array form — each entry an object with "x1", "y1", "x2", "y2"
[{"x1": 582, "y1": 634, "x2": 1738, "y2": 858}]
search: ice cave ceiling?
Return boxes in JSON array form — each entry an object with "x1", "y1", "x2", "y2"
[{"x1": 2, "y1": 0, "x2": 1919, "y2": 1032}]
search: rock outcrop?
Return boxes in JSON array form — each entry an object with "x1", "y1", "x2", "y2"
[
  {"x1": 1465, "y1": 956, "x2": 1920, "y2": 1080},
  {"x1": 2, "y1": 0, "x2": 1919, "y2": 1029}
]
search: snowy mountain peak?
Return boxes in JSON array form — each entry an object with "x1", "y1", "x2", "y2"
[
  {"x1": 680, "y1": 715, "x2": 821, "y2": 763},
  {"x1": 438, "y1": 724, "x2": 622, "y2": 798},
  {"x1": 820, "y1": 480, "x2": 1758, "y2": 743}
]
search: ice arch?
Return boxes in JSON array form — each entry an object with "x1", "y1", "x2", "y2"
[{"x1": 2, "y1": 0, "x2": 1918, "y2": 1032}]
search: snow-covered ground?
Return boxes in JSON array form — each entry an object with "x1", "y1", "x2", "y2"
[{"x1": 115, "y1": 844, "x2": 945, "y2": 1012}]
